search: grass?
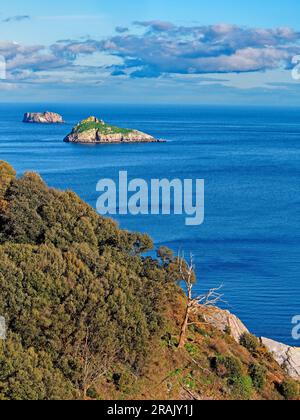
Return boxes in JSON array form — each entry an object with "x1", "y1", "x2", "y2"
[{"x1": 75, "y1": 121, "x2": 134, "y2": 135}]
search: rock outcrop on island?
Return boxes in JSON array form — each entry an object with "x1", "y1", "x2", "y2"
[
  {"x1": 23, "y1": 111, "x2": 64, "y2": 124},
  {"x1": 64, "y1": 116, "x2": 158, "y2": 144}
]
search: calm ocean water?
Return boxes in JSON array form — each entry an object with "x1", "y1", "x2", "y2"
[{"x1": 0, "y1": 103, "x2": 299, "y2": 346}]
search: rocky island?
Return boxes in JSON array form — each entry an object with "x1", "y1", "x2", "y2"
[
  {"x1": 64, "y1": 116, "x2": 158, "y2": 144},
  {"x1": 23, "y1": 111, "x2": 64, "y2": 124}
]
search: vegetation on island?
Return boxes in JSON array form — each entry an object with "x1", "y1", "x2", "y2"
[
  {"x1": 74, "y1": 118, "x2": 134, "y2": 135},
  {"x1": 0, "y1": 161, "x2": 298, "y2": 401}
]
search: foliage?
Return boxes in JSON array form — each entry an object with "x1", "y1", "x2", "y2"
[
  {"x1": 184, "y1": 342, "x2": 199, "y2": 357},
  {"x1": 0, "y1": 161, "x2": 16, "y2": 185},
  {"x1": 224, "y1": 325, "x2": 232, "y2": 336},
  {"x1": 249, "y1": 363, "x2": 267, "y2": 391},
  {"x1": 0, "y1": 162, "x2": 183, "y2": 400},
  {"x1": 212, "y1": 355, "x2": 243, "y2": 379},
  {"x1": 161, "y1": 332, "x2": 178, "y2": 349},
  {"x1": 0, "y1": 335, "x2": 75, "y2": 400},
  {"x1": 240, "y1": 333, "x2": 260, "y2": 354},
  {"x1": 182, "y1": 374, "x2": 197, "y2": 391},
  {"x1": 278, "y1": 379, "x2": 299, "y2": 400},
  {"x1": 75, "y1": 121, "x2": 133, "y2": 135},
  {"x1": 0, "y1": 161, "x2": 16, "y2": 199},
  {"x1": 229, "y1": 375, "x2": 254, "y2": 399}
]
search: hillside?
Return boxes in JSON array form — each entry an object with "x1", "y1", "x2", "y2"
[{"x1": 0, "y1": 161, "x2": 298, "y2": 400}]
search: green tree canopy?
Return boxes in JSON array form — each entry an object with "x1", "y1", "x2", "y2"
[{"x1": 0, "y1": 162, "x2": 181, "y2": 400}]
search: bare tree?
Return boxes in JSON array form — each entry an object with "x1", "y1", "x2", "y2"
[
  {"x1": 80, "y1": 328, "x2": 115, "y2": 400},
  {"x1": 178, "y1": 255, "x2": 223, "y2": 349}
]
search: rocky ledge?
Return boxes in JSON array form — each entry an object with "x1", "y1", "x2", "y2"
[
  {"x1": 64, "y1": 116, "x2": 159, "y2": 144},
  {"x1": 261, "y1": 338, "x2": 300, "y2": 380},
  {"x1": 199, "y1": 306, "x2": 300, "y2": 380},
  {"x1": 23, "y1": 112, "x2": 64, "y2": 124}
]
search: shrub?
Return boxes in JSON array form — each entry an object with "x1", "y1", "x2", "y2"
[
  {"x1": 182, "y1": 374, "x2": 197, "y2": 391},
  {"x1": 279, "y1": 379, "x2": 299, "y2": 400},
  {"x1": 161, "y1": 333, "x2": 178, "y2": 349},
  {"x1": 212, "y1": 356, "x2": 243, "y2": 378},
  {"x1": 209, "y1": 338, "x2": 230, "y2": 355},
  {"x1": 185, "y1": 342, "x2": 199, "y2": 357},
  {"x1": 112, "y1": 370, "x2": 136, "y2": 394},
  {"x1": 230, "y1": 375, "x2": 254, "y2": 399},
  {"x1": 240, "y1": 333, "x2": 260, "y2": 353},
  {"x1": 249, "y1": 363, "x2": 267, "y2": 391},
  {"x1": 0, "y1": 161, "x2": 16, "y2": 198},
  {"x1": 86, "y1": 388, "x2": 98, "y2": 399},
  {"x1": 224, "y1": 325, "x2": 232, "y2": 336}
]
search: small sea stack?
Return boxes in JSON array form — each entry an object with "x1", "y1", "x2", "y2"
[{"x1": 23, "y1": 111, "x2": 64, "y2": 124}]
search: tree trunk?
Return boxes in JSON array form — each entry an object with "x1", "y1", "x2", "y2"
[{"x1": 178, "y1": 305, "x2": 190, "y2": 348}]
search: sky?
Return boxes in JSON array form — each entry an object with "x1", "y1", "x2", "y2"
[{"x1": 1, "y1": 0, "x2": 300, "y2": 104}]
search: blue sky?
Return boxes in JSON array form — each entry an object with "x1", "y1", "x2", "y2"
[{"x1": 1, "y1": 0, "x2": 300, "y2": 104}]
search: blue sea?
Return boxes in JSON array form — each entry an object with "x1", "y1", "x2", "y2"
[{"x1": 0, "y1": 103, "x2": 299, "y2": 346}]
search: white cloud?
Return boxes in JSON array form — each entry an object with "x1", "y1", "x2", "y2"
[{"x1": 1, "y1": 21, "x2": 300, "y2": 102}]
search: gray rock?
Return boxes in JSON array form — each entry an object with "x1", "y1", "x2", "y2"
[
  {"x1": 23, "y1": 111, "x2": 64, "y2": 124},
  {"x1": 200, "y1": 306, "x2": 249, "y2": 343},
  {"x1": 261, "y1": 337, "x2": 300, "y2": 380}
]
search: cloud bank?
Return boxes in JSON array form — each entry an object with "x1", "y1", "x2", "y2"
[
  {"x1": 101, "y1": 22, "x2": 300, "y2": 77},
  {"x1": 1, "y1": 21, "x2": 300, "y2": 87}
]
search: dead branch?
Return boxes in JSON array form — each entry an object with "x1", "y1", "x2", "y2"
[
  {"x1": 81, "y1": 327, "x2": 115, "y2": 399},
  {"x1": 177, "y1": 254, "x2": 222, "y2": 349}
]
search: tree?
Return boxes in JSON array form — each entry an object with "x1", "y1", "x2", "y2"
[
  {"x1": 0, "y1": 161, "x2": 16, "y2": 199},
  {"x1": 178, "y1": 255, "x2": 223, "y2": 349},
  {"x1": 80, "y1": 328, "x2": 116, "y2": 400},
  {"x1": 0, "y1": 162, "x2": 16, "y2": 216},
  {"x1": 0, "y1": 162, "x2": 179, "y2": 399}
]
